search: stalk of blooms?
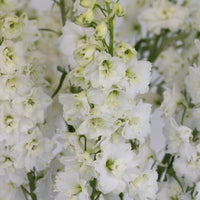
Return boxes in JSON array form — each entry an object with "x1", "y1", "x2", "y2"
[
  {"x1": 0, "y1": 2, "x2": 60, "y2": 200},
  {"x1": 114, "y1": 0, "x2": 200, "y2": 198},
  {"x1": 57, "y1": 0, "x2": 158, "y2": 199},
  {"x1": 118, "y1": 0, "x2": 200, "y2": 198}
]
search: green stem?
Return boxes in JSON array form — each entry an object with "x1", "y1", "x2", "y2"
[
  {"x1": 151, "y1": 160, "x2": 156, "y2": 169},
  {"x1": 21, "y1": 185, "x2": 30, "y2": 200},
  {"x1": 180, "y1": 103, "x2": 187, "y2": 125},
  {"x1": 148, "y1": 35, "x2": 160, "y2": 62},
  {"x1": 102, "y1": 39, "x2": 109, "y2": 48},
  {"x1": 0, "y1": 37, "x2": 4, "y2": 45},
  {"x1": 39, "y1": 28, "x2": 61, "y2": 36},
  {"x1": 21, "y1": 171, "x2": 38, "y2": 200},
  {"x1": 156, "y1": 153, "x2": 172, "y2": 181},
  {"x1": 59, "y1": 0, "x2": 66, "y2": 26},
  {"x1": 106, "y1": 3, "x2": 114, "y2": 56},
  {"x1": 173, "y1": 172, "x2": 184, "y2": 192},
  {"x1": 94, "y1": 192, "x2": 101, "y2": 200},
  {"x1": 95, "y1": 4, "x2": 107, "y2": 17},
  {"x1": 51, "y1": 66, "x2": 67, "y2": 98},
  {"x1": 30, "y1": 193, "x2": 37, "y2": 200},
  {"x1": 94, "y1": 150, "x2": 101, "y2": 160}
]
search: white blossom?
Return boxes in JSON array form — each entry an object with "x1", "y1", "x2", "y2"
[{"x1": 141, "y1": 0, "x2": 188, "y2": 34}]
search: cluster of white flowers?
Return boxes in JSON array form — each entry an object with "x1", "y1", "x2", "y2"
[
  {"x1": 114, "y1": 0, "x2": 200, "y2": 199},
  {"x1": 4, "y1": 0, "x2": 200, "y2": 199},
  {"x1": 55, "y1": 0, "x2": 158, "y2": 199},
  {"x1": 0, "y1": 2, "x2": 62, "y2": 199}
]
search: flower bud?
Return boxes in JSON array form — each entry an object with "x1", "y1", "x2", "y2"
[
  {"x1": 74, "y1": 44, "x2": 96, "y2": 66},
  {"x1": 75, "y1": 8, "x2": 94, "y2": 26},
  {"x1": 95, "y1": 21, "x2": 108, "y2": 40},
  {"x1": 80, "y1": 0, "x2": 96, "y2": 8},
  {"x1": 113, "y1": 3, "x2": 125, "y2": 17},
  {"x1": 114, "y1": 42, "x2": 137, "y2": 62}
]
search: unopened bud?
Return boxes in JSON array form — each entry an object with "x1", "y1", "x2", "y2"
[
  {"x1": 75, "y1": 8, "x2": 94, "y2": 26},
  {"x1": 80, "y1": 0, "x2": 96, "y2": 8},
  {"x1": 113, "y1": 3, "x2": 125, "y2": 17},
  {"x1": 95, "y1": 21, "x2": 108, "y2": 40}
]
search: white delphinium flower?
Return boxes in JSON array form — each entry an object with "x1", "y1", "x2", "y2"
[
  {"x1": 0, "y1": 40, "x2": 26, "y2": 76},
  {"x1": 59, "y1": 91, "x2": 90, "y2": 129},
  {"x1": 93, "y1": 141, "x2": 140, "y2": 194},
  {"x1": 0, "y1": 74, "x2": 33, "y2": 101},
  {"x1": 115, "y1": 0, "x2": 156, "y2": 43},
  {"x1": 1, "y1": 14, "x2": 22, "y2": 40},
  {"x1": 126, "y1": 170, "x2": 158, "y2": 200},
  {"x1": 22, "y1": 59, "x2": 49, "y2": 88},
  {"x1": 13, "y1": 87, "x2": 52, "y2": 124},
  {"x1": 87, "y1": 88, "x2": 106, "y2": 106},
  {"x1": 57, "y1": 21, "x2": 94, "y2": 68},
  {"x1": 1, "y1": 13, "x2": 40, "y2": 48},
  {"x1": 35, "y1": 158, "x2": 63, "y2": 200},
  {"x1": 157, "y1": 178, "x2": 183, "y2": 200},
  {"x1": 84, "y1": 52, "x2": 127, "y2": 89},
  {"x1": 119, "y1": 58, "x2": 152, "y2": 98},
  {"x1": 19, "y1": 13, "x2": 40, "y2": 48},
  {"x1": 55, "y1": 166, "x2": 90, "y2": 200},
  {"x1": 0, "y1": 177, "x2": 25, "y2": 200},
  {"x1": 56, "y1": 131, "x2": 83, "y2": 160},
  {"x1": 160, "y1": 86, "x2": 185, "y2": 117},
  {"x1": 69, "y1": 65, "x2": 88, "y2": 89},
  {"x1": 14, "y1": 127, "x2": 55, "y2": 171},
  {"x1": 173, "y1": 155, "x2": 200, "y2": 186},
  {"x1": 100, "y1": 89, "x2": 133, "y2": 117},
  {"x1": 77, "y1": 113, "x2": 118, "y2": 139},
  {"x1": 0, "y1": 142, "x2": 26, "y2": 186},
  {"x1": 157, "y1": 48, "x2": 187, "y2": 89},
  {"x1": 185, "y1": 66, "x2": 200, "y2": 104},
  {"x1": 172, "y1": 140, "x2": 200, "y2": 186},
  {"x1": 141, "y1": 0, "x2": 188, "y2": 34},
  {"x1": 0, "y1": 103, "x2": 19, "y2": 135},
  {"x1": 163, "y1": 118, "x2": 192, "y2": 154},
  {"x1": 0, "y1": 103, "x2": 34, "y2": 145},
  {"x1": 121, "y1": 101, "x2": 151, "y2": 143}
]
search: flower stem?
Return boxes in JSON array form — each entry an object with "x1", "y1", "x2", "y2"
[
  {"x1": 106, "y1": 3, "x2": 114, "y2": 56},
  {"x1": 39, "y1": 28, "x2": 61, "y2": 36},
  {"x1": 52, "y1": 66, "x2": 68, "y2": 98},
  {"x1": 59, "y1": 0, "x2": 66, "y2": 26},
  {"x1": 21, "y1": 185, "x2": 30, "y2": 200}
]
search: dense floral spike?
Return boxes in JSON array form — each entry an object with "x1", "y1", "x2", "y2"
[
  {"x1": 0, "y1": 1, "x2": 61, "y2": 200},
  {"x1": 57, "y1": 0, "x2": 158, "y2": 199}
]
